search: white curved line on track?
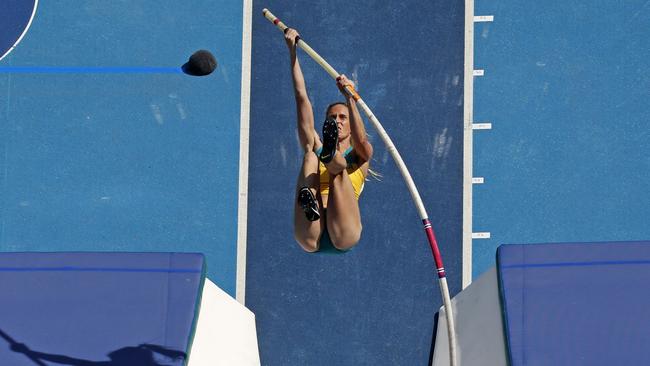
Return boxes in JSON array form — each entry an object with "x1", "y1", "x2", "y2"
[{"x1": 0, "y1": 0, "x2": 39, "y2": 62}]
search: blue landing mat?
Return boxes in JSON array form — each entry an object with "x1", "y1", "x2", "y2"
[
  {"x1": 498, "y1": 241, "x2": 650, "y2": 366},
  {"x1": 0, "y1": 252, "x2": 205, "y2": 365}
]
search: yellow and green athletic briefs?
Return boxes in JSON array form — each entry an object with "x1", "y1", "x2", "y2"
[{"x1": 314, "y1": 146, "x2": 367, "y2": 253}]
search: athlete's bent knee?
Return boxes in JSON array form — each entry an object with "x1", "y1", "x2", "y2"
[
  {"x1": 295, "y1": 235, "x2": 319, "y2": 253},
  {"x1": 331, "y1": 229, "x2": 361, "y2": 251}
]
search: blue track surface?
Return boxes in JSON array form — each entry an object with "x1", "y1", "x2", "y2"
[
  {"x1": 246, "y1": 2, "x2": 464, "y2": 364},
  {"x1": 0, "y1": 1, "x2": 243, "y2": 295},
  {"x1": 498, "y1": 241, "x2": 650, "y2": 366},
  {"x1": 472, "y1": 0, "x2": 650, "y2": 278}
]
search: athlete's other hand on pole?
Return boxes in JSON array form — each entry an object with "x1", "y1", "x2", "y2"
[
  {"x1": 336, "y1": 74, "x2": 355, "y2": 98},
  {"x1": 10, "y1": 342, "x2": 30, "y2": 353},
  {"x1": 284, "y1": 28, "x2": 299, "y2": 50}
]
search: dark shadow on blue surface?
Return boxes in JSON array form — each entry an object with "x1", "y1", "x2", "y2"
[{"x1": 4, "y1": 330, "x2": 185, "y2": 366}]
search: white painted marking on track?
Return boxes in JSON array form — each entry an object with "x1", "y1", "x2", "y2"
[
  {"x1": 236, "y1": 0, "x2": 253, "y2": 305},
  {"x1": 150, "y1": 104, "x2": 163, "y2": 125},
  {"x1": 0, "y1": 0, "x2": 39, "y2": 62},
  {"x1": 169, "y1": 94, "x2": 187, "y2": 120},
  {"x1": 176, "y1": 103, "x2": 187, "y2": 120},
  {"x1": 463, "y1": 0, "x2": 476, "y2": 289},
  {"x1": 474, "y1": 15, "x2": 494, "y2": 22},
  {"x1": 472, "y1": 123, "x2": 492, "y2": 130},
  {"x1": 472, "y1": 232, "x2": 491, "y2": 239},
  {"x1": 433, "y1": 128, "x2": 452, "y2": 159}
]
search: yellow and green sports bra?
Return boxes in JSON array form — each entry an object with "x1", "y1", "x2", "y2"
[{"x1": 315, "y1": 146, "x2": 366, "y2": 199}]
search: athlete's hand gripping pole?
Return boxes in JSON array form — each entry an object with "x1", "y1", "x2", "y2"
[
  {"x1": 0, "y1": 329, "x2": 47, "y2": 366},
  {"x1": 263, "y1": 8, "x2": 458, "y2": 366}
]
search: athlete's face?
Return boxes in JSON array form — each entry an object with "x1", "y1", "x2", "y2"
[{"x1": 327, "y1": 104, "x2": 351, "y2": 141}]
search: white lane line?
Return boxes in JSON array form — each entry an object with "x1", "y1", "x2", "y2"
[{"x1": 236, "y1": 0, "x2": 253, "y2": 305}]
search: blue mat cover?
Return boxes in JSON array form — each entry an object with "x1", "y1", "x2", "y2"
[
  {"x1": 0, "y1": 252, "x2": 205, "y2": 365},
  {"x1": 498, "y1": 241, "x2": 650, "y2": 366}
]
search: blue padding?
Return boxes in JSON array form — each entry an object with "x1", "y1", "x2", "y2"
[
  {"x1": 0, "y1": 252, "x2": 205, "y2": 365},
  {"x1": 498, "y1": 241, "x2": 650, "y2": 366}
]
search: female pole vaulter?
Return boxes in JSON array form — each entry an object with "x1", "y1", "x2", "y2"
[{"x1": 284, "y1": 28, "x2": 374, "y2": 253}]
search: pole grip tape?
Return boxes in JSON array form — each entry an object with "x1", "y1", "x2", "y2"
[
  {"x1": 344, "y1": 86, "x2": 361, "y2": 101},
  {"x1": 423, "y1": 219, "x2": 446, "y2": 278}
]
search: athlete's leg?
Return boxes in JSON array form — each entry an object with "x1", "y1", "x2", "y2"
[
  {"x1": 294, "y1": 150, "x2": 323, "y2": 252},
  {"x1": 323, "y1": 158, "x2": 362, "y2": 251}
]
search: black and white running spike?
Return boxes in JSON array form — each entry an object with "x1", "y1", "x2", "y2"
[{"x1": 319, "y1": 117, "x2": 338, "y2": 164}]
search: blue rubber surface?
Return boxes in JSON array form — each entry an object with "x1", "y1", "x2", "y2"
[
  {"x1": 472, "y1": 0, "x2": 650, "y2": 278},
  {"x1": 0, "y1": 252, "x2": 204, "y2": 365},
  {"x1": 0, "y1": 1, "x2": 243, "y2": 296},
  {"x1": 498, "y1": 241, "x2": 650, "y2": 366},
  {"x1": 246, "y1": 2, "x2": 464, "y2": 365}
]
